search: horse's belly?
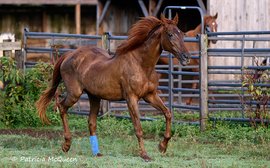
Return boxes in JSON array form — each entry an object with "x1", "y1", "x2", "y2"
[
  {"x1": 96, "y1": 90, "x2": 123, "y2": 101},
  {"x1": 86, "y1": 84, "x2": 123, "y2": 101}
]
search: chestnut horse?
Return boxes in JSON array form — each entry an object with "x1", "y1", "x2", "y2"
[
  {"x1": 36, "y1": 14, "x2": 190, "y2": 161},
  {"x1": 158, "y1": 13, "x2": 218, "y2": 105}
]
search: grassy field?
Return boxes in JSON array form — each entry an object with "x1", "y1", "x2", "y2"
[{"x1": 0, "y1": 115, "x2": 270, "y2": 168}]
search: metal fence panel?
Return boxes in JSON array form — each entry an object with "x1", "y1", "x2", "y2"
[{"x1": 22, "y1": 25, "x2": 270, "y2": 128}]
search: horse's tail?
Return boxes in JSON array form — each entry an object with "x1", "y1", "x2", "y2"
[{"x1": 36, "y1": 54, "x2": 67, "y2": 124}]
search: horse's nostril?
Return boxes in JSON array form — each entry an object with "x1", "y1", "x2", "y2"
[
  {"x1": 186, "y1": 58, "x2": 190, "y2": 64},
  {"x1": 184, "y1": 53, "x2": 190, "y2": 59}
]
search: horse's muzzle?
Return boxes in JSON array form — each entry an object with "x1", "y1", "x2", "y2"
[
  {"x1": 209, "y1": 35, "x2": 218, "y2": 44},
  {"x1": 211, "y1": 40, "x2": 217, "y2": 44},
  {"x1": 179, "y1": 52, "x2": 191, "y2": 66}
]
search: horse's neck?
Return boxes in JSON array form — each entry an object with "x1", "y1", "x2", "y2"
[
  {"x1": 116, "y1": 31, "x2": 162, "y2": 72},
  {"x1": 186, "y1": 24, "x2": 211, "y2": 46},
  {"x1": 139, "y1": 35, "x2": 162, "y2": 69},
  {"x1": 186, "y1": 24, "x2": 202, "y2": 37}
]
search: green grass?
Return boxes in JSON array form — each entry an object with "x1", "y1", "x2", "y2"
[
  {"x1": 0, "y1": 134, "x2": 269, "y2": 168},
  {"x1": 0, "y1": 116, "x2": 270, "y2": 168}
]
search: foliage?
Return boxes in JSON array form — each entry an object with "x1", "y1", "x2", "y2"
[
  {"x1": 0, "y1": 57, "x2": 60, "y2": 127},
  {"x1": 241, "y1": 66, "x2": 270, "y2": 127}
]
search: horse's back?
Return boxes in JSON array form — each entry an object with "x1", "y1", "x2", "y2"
[
  {"x1": 70, "y1": 45, "x2": 111, "y2": 59},
  {"x1": 61, "y1": 46, "x2": 110, "y2": 68}
]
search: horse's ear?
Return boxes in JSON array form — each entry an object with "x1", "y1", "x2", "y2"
[
  {"x1": 173, "y1": 13, "x2": 179, "y2": 24},
  {"x1": 160, "y1": 13, "x2": 166, "y2": 23},
  {"x1": 213, "y1": 12, "x2": 218, "y2": 19}
]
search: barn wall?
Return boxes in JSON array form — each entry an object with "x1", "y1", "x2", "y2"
[
  {"x1": 100, "y1": 4, "x2": 141, "y2": 35},
  {"x1": 99, "y1": 1, "x2": 143, "y2": 51},
  {"x1": 207, "y1": 0, "x2": 270, "y2": 80},
  {"x1": 0, "y1": 5, "x2": 96, "y2": 40},
  {"x1": 208, "y1": 0, "x2": 270, "y2": 33}
]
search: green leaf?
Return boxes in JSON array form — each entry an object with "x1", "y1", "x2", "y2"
[
  {"x1": 255, "y1": 89, "x2": 262, "y2": 96},
  {"x1": 250, "y1": 84, "x2": 254, "y2": 91}
]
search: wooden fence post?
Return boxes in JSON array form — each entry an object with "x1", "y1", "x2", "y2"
[
  {"x1": 199, "y1": 34, "x2": 208, "y2": 131},
  {"x1": 101, "y1": 32, "x2": 110, "y2": 53},
  {"x1": 100, "y1": 32, "x2": 111, "y2": 114},
  {"x1": 15, "y1": 50, "x2": 23, "y2": 69}
]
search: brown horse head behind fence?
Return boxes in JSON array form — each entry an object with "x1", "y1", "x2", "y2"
[
  {"x1": 203, "y1": 13, "x2": 218, "y2": 44},
  {"x1": 36, "y1": 14, "x2": 190, "y2": 161},
  {"x1": 158, "y1": 13, "x2": 218, "y2": 105}
]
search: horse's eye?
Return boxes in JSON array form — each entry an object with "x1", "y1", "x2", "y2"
[{"x1": 168, "y1": 33, "x2": 173, "y2": 38}]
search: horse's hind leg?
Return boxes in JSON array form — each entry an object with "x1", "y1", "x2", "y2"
[
  {"x1": 59, "y1": 89, "x2": 82, "y2": 152},
  {"x1": 143, "y1": 92, "x2": 171, "y2": 153},
  {"x1": 87, "y1": 95, "x2": 102, "y2": 156}
]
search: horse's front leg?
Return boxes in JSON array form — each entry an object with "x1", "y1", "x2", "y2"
[
  {"x1": 143, "y1": 92, "x2": 172, "y2": 153},
  {"x1": 126, "y1": 95, "x2": 151, "y2": 162}
]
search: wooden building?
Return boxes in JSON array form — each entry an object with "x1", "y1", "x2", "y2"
[
  {"x1": 1, "y1": 0, "x2": 269, "y2": 43},
  {"x1": 0, "y1": 0, "x2": 97, "y2": 39},
  {"x1": 1, "y1": 0, "x2": 269, "y2": 81},
  {"x1": 0, "y1": 0, "x2": 208, "y2": 39}
]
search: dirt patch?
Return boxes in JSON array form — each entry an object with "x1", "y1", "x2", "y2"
[{"x1": 0, "y1": 129, "x2": 88, "y2": 139}]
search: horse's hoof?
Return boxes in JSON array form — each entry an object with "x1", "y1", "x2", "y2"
[
  {"x1": 158, "y1": 142, "x2": 167, "y2": 153},
  {"x1": 96, "y1": 153, "x2": 103, "y2": 157},
  {"x1": 62, "y1": 143, "x2": 70, "y2": 152},
  {"x1": 141, "y1": 154, "x2": 152, "y2": 162}
]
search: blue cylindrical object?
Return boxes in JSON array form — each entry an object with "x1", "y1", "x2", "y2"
[{"x1": 89, "y1": 135, "x2": 100, "y2": 155}]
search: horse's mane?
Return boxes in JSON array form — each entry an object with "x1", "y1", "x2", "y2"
[{"x1": 116, "y1": 16, "x2": 162, "y2": 55}]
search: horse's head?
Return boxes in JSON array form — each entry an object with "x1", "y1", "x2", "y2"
[
  {"x1": 160, "y1": 14, "x2": 191, "y2": 66},
  {"x1": 204, "y1": 13, "x2": 218, "y2": 44}
]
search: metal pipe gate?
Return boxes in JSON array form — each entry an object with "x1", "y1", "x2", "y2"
[
  {"x1": 207, "y1": 31, "x2": 270, "y2": 124},
  {"x1": 22, "y1": 26, "x2": 205, "y2": 127}
]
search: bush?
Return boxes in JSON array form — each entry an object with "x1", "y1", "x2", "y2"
[
  {"x1": 0, "y1": 57, "x2": 60, "y2": 127},
  {"x1": 241, "y1": 66, "x2": 270, "y2": 127}
]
